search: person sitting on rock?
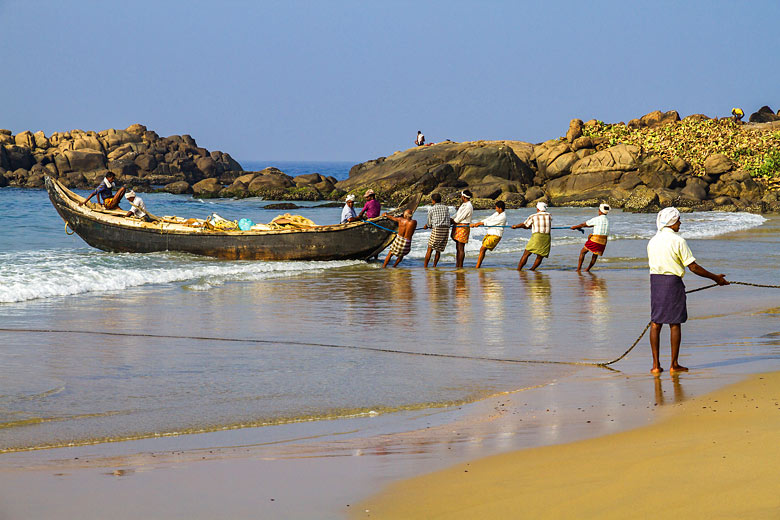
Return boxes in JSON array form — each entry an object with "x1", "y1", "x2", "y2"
[
  {"x1": 124, "y1": 190, "x2": 151, "y2": 222},
  {"x1": 731, "y1": 107, "x2": 744, "y2": 123},
  {"x1": 80, "y1": 172, "x2": 125, "y2": 210},
  {"x1": 415, "y1": 131, "x2": 425, "y2": 146},
  {"x1": 358, "y1": 189, "x2": 381, "y2": 219}
]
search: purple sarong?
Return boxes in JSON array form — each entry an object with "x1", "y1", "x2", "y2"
[{"x1": 650, "y1": 274, "x2": 687, "y2": 324}]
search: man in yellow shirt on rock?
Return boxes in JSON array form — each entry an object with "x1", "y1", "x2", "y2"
[{"x1": 647, "y1": 207, "x2": 729, "y2": 374}]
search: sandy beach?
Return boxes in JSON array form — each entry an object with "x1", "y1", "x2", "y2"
[{"x1": 356, "y1": 370, "x2": 780, "y2": 519}]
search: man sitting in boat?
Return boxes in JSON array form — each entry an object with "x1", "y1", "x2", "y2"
[
  {"x1": 124, "y1": 190, "x2": 151, "y2": 222},
  {"x1": 80, "y1": 172, "x2": 125, "y2": 210},
  {"x1": 341, "y1": 194, "x2": 360, "y2": 224},
  {"x1": 358, "y1": 189, "x2": 381, "y2": 220}
]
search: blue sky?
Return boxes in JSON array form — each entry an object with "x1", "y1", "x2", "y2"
[{"x1": 1, "y1": 1, "x2": 778, "y2": 164}]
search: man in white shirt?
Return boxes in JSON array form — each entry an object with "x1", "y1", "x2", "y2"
[
  {"x1": 471, "y1": 201, "x2": 507, "y2": 268},
  {"x1": 415, "y1": 131, "x2": 425, "y2": 146},
  {"x1": 341, "y1": 194, "x2": 359, "y2": 224},
  {"x1": 571, "y1": 203, "x2": 611, "y2": 272},
  {"x1": 124, "y1": 190, "x2": 151, "y2": 222},
  {"x1": 647, "y1": 207, "x2": 728, "y2": 374},
  {"x1": 512, "y1": 201, "x2": 552, "y2": 271},
  {"x1": 450, "y1": 190, "x2": 473, "y2": 268}
]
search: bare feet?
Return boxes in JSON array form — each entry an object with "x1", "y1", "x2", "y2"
[
  {"x1": 651, "y1": 366, "x2": 664, "y2": 374},
  {"x1": 670, "y1": 364, "x2": 689, "y2": 372},
  {"x1": 584, "y1": 268, "x2": 591, "y2": 272}
]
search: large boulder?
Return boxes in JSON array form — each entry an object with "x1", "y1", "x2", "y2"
[
  {"x1": 14, "y1": 131, "x2": 35, "y2": 148},
  {"x1": 749, "y1": 106, "x2": 780, "y2": 123},
  {"x1": 134, "y1": 154, "x2": 158, "y2": 172},
  {"x1": 546, "y1": 171, "x2": 623, "y2": 204},
  {"x1": 192, "y1": 178, "x2": 223, "y2": 198},
  {"x1": 571, "y1": 144, "x2": 640, "y2": 174},
  {"x1": 164, "y1": 181, "x2": 192, "y2": 194},
  {"x1": 624, "y1": 185, "x2": 660, "y2": 212},
  {"x1": 680, "y1": 179, "x2": 708, "y2": 201},
  {"x1": 64, "y1": 149, "x2": 106, "y2": 172},
  {"x1": 566, "y1": 119, "x2": 583, "y2": 142},
  {"x1": 195, "y1": 156, "x2": 218, "y2": 178},
  {"x1": 4, "y1": 145, "x2": 35, "y2": 170},
  {"x1": 703, "y1": 153, "x2": 734, "y2": 175}
]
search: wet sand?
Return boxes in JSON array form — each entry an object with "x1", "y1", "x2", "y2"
[{"x1": 356, "y1": 370, "x2": 780, "y2": 519}]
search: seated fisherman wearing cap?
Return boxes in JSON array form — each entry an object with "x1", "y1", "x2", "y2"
[
  {"x1": 381, "y1": 209, "x2": 417, "y2": 268},
  {"x1": 80, "y1": 172, "x2": 125, "y2": 210},
  {"x1": 512, "y1": 201, "x2": 552, "y2": 271},
  {"x1": 358, "y1": 189, "x2": 381, "y2": 220},
  {"x1": 124, "y1": 190, "x2": 151, "y2": 222},
  {"x1": 571, "y1": 203, "x2": 611, "y2": 272},
  {"x1": 341, "y1": 194, "x2": 360, "y2": 224},
  {"x1": 647, "y1": 207, "x2": 729, "y2": 374}
]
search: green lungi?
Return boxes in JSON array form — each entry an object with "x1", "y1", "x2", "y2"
[{"x1": 526, "y1": 232, "x2": 551, "y2": 257}]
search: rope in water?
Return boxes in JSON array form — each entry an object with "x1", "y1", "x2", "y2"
[
  {"x1": 1, "y1": 282, "x2": 778, "y2": 368},
  {"x1": 367, "y1": 221, "x2": 584, "y2": 234}
]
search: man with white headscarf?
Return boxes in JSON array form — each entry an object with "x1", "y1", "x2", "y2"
[
  {"x1": 571, "y1": 203, "x2": 611, "y2": 272},
  {"x1": 124, "y1": 190, "x2": 151, "y2": 222},
  {"x1": 340, "y1": 194, "x2": 359, "y2": 224},
  {"x1": 450, "y1": 190, "x2": 473, "y2": 268},
  {"x1": 646, "y1": 207, "x2": 729, "y2": 374},
  {"x1": 512, "y1": 201, "x2": 552, "y2": 271}
]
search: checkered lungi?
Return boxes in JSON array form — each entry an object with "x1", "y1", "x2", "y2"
[
  {"x1": 390, "y1": 234, "x2": 412, "y2": 256},
  {"x1": 428, "y1": 226, "x2": 449, "y2": 252}
]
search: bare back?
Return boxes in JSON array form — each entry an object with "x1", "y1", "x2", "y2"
[{"x1": 396, "y1": 218, "x2": 417, "y2": 240}]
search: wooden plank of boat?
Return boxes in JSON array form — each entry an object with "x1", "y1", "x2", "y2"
[{"x1": 45, "y1": 176, "x2": 422, "y2": 261}]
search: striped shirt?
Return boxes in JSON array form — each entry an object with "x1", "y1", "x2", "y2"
[
  {"x1": 586, "y1": 214, "x2": 609, "y2": 235},
  {"x1": 426, "y1": 203, "x2": 450, "y2": 228},
  {"x1": 524, "y1": 211, "x2": 551, "y2": 234}
]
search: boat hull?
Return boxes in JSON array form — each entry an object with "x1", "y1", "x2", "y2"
[{"x1": 46, "y1": 177, "x2": 419, "y2": 261}]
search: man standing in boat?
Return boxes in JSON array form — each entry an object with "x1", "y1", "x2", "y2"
[
  {"x1": 80, "y1": 172, "x2": 125, "y2": 210},
  {"x1": 381, "y1": 209, "x2": 417, "y2": 268},
  {"x1": 358, "y1": 189, "x2": 381, "y2": 220}
]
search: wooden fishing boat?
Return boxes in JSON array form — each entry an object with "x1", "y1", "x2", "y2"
[{"x1": 45, "y1": 176, "x2": 421, "y2": 261}]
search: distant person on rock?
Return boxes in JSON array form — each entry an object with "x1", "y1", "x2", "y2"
[
  {"x1": 423, "y1": 193, "x2": 450, "y2": 268},
  {"x1": 512, "y1": 201, "x2": 552, "y2": 271},
  {"x1": 647, "y1": 207, "x2": 728, "y2": 374},
  {"x1": 382, "y1": 209, "x2": 417, "y2": 268},
  {"x1": 571, "y1": 203, "x2": 611, "y2": 272},
  {"x1": 415, "y1": 131, "x2": 425, "y2": 146},
  {"x1": 80, "y1": 172, "x2": 125, "y2": 210},
  {"x1": 450, "y1": 190, "x2": 473, "y2": 268},
  {"x1": 471, "y1": 201, "x2": 507, "y2": 268},
  {"x1": 124, "y1": 190, "x2": 151, "y2": 222},
  {"x1": 341, "y1": 194, "x2": 360, "y2": 224},
  {"x1": 731, "y1": 107, "x2": 744, "y2": 123},
  {"x1": 358, "y1": 189, "x2": 381, "y2": 219}
]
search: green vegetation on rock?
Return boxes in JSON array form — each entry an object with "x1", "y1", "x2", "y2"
[{"x1": 581, "y1": 119, "x2": 780, "y2": 178}]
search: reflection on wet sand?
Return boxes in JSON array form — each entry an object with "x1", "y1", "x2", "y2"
[
  {"x1": 478, "y1": 270, "x2": 505, "y2": 346},
  {"x1": 654, "y1": 373, "x2": 687, "y2": 405},
  {"x1": 578, "y1": 273, "x2": 609, "y2": 343},
  {"x1": 518, "y1": 271, "x2": 552, "y2": 343}
]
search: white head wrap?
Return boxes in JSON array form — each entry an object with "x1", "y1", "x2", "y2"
[
  {"x1": 125, "y1": 190, "x2": 136, "y2": 199},
  {"x1": 461, "y1": 191, "x2": 472, "y2": 199},
  {"x1": 656, "y1": 207, "x2": 680, "y2": 231},
  {"x1": 345, "y1": 194, "x2": 356, "y2": 202},
  {"x1": 536, "y1": 201, "x2": 548, "y2": 212},
  {"x1": 599, "y1": 203, "x2": 610, "y2": 214}
]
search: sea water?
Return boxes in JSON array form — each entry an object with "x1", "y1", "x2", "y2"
[{"x1": 1, "y1": 177, "x2": 779, "y2": 453}]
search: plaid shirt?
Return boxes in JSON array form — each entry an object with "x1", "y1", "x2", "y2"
[
  {"x1": 524, "y1": 211, "x2": 551, "y2": 233},
  {"x1": 427, "y1": 203, "x2": 450, "y2": 228}
]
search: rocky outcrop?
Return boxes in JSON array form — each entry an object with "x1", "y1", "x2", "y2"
[
  {"x1": 748, "y1": 106, "x2": 780, "y2": 124},
  {"x1": 0, "y1": 124, "x2": 242, "y2": 191}
]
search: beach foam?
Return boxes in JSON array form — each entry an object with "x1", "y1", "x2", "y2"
[{"x1": 0, "y1": 250, "x2": 362, "y2": 303}]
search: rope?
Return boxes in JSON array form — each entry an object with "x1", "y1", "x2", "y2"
[
  {"x1": 595, "y1": 281, "x2": 780, "y2": 366},
  {"x1": 364, "y1": 220, "x2": 397, "y2": 234},
  {"x1": 452, "y1": 224, "x2": 584, "y2": 233},
  {"x1": 1, "y1": 282, "x2": 778, "y2": 369},
  {"x1": 64, "y1": 223, "x2": 74, "y2": 235}
]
